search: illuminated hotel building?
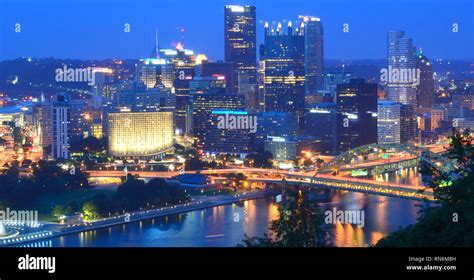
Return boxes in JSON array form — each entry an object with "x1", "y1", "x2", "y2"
[{"x1": 108, "y1": 112, "x2": 173, "y2": 158}]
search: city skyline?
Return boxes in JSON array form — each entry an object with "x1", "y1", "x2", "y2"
[
  {"x1": 0, "y1": 0, "x2": 474, "y2": 263},
  {"x1": 0, "y1": 0, "x2": 473, "y2": 61}
]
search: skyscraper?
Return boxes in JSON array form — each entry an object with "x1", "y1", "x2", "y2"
[
  {"x1": 305, "y1": 103, "x2": 337, "y2": 154},
  {"x1": 400, "y1": 104, "x2": 418, "y2": 143},
  {"x1": 263, "y1": 21, "x2": 305, "y2": 127},
  {"x1": 387, "y1": 31, "x2": 417, "y2": 107},
  {"x1": 41, "y1": 94, "x2": 71, "y2": 159},
  {"x1": 196, "y1": 60, "x2": 238, "y2": 94},
  {"x1": 299, "y1": 16, "x2": 324, "y2": 95},
  {"x1": 189, "y1": 76, "x2": 252, "y2": 153},
  {"x1": 161, "y1": 45, "x2": 197, "y2": 135},
  {"x1": 416, "y1": 50, "x2": 435, "y2": 109},
  {"x1": 224, "y1": 5, "x2": 257, "y2": 80},
  {"x1": 336, "y1": 79, "x2": 378, "y2": 151},
  {"x1": 377, "y1": 100, "x2": 401, "y2": 144}
]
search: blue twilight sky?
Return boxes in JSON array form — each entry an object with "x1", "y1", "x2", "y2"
[{"x1": 0, "y1": 0, "x2": 473, "y2": 61}]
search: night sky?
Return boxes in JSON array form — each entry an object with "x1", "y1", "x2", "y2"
[{"x1": 0, "y1": 0, "x2": 473, "y2": 60}]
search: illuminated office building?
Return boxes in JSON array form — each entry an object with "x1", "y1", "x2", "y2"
[
  {"x1": 377, "y1": 100, "x2": 401, "y2": 144},
  {"x1": 41, "y1": 94, "x2": 71, "y2": 159},
  {"x1": 299, "y1": 16, "x2": 324, "y2": 95},
  {"x1": 108, "y1": 111, "x2": 173, "y2": 158},
  {"x1": 205, "y1": 110, "x2": 256, "y2": 155},
  {"x1": 387, "y1": 31, "x2": 417, "y2": 107},
  {"x1": 305, "y1": 103, "x2": 337, "y2": 154},
  {"x1": 256, "y1": 111, "x2": 298, "y2": 148},
  {"x1": 162, "y1": 45, "x2": 197, "y2": 135},
  {"x1": 336, "y1": 79, "x2": 377, "y2": 151},
  {"x1": 263, "y1": 21, "x2": 305, "y2": 127},
  {"x1": 400, "y1": 104, "x2": 418, "y2": 143},
  {"x1": 196, "y1": 60, "x2": 238, "y2": 94},
  {"x1": 416, "y1": 50, "x2": 435, "y2": 109},
  {"x1": 224, "y1": 5, "x2": 257, "y2": 81}
]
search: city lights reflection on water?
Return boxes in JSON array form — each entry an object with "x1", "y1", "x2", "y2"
[{"x1": 25, "y1": 168, "x2": 429, "y2": 247}]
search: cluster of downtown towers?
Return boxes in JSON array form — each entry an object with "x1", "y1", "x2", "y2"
[{"x1": 43, "y1": 5, "x2": 434, "y2": 160}]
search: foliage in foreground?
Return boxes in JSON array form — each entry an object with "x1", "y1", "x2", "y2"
[
  {"x1": 377, "y1": 129, "x2": 474, "y2": 247},
  {"x1": 239, "y1": 191, "x2": 331, "y2": 247}
]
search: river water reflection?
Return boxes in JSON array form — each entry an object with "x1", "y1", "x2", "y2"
[{"x1": 31, "y1": 167, "x2": 430, "y2": 247}]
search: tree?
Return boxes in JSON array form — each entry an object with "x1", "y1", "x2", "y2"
[
  {"x1": 82, "y1": 201, "x2": 100, "y2": 221},
  {"x1": 226, "y1": 173, "x2": 247, "y2": 188},
  {"x1": 377, "y1": 129, "x2": 474, "y2": 247},
  {"x1": 70, "y1": 136, "x2": 106, "y2": 154},
  {"x1": 52, "y1": 205, "x2": 66, "y2": 218},
  {"x1": 185, "y1": 156, "x2": 205, "y2": 171},
  {"x1": 240, "y1": 190, "x2": 331, "y2": 247}
]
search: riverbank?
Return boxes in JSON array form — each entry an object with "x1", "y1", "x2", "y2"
[{"x1": 3, "y1": 190, "x2": 278, "y2": 247}]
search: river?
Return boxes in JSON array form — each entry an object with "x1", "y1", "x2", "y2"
[{"x1": 24, "y1": 167, "x2": 431, "y2": 247}]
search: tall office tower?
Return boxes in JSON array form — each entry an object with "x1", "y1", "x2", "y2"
[
  {"x1": 238, "y1": 72, "x2": 258, "y2": 111},
  {"x1": 416, "y1": 50, "x2": 435, "y2": 109},
  {"x1": 189, "y1": 77, "x2": 250, "y2": 153},
  {"x1": 160, "y1": 45, "x2": 196, "y2": 135},
  {"x1": 400, "y1": 104, "x2": 418, "y2": 143},
  {"x1": 69, "y1": 99, "x2": 87, "y2": 144},
  {"x1": 205, "y1": 109, "x2": 256, "y2": 155},
  {"x1": 305, "y1": 103, "x2": 338, "y2": 155},
  {"x1": 224, "y1": 5, "x2": 257, "y2": 81},
  {"x1": 40, "y1": 94, "x2": 71, "y2": 159},
  {"x1": 257, "y1": 60, "x2": 266, "y2": 112},
  {"x1": 377, "y1": 100, "x2": 401, "y2": 144},
  {"x1": 263, "y1": 21, "x2": 305, "y2": 127},
  {"x1": 387, "y1": 31, "x2": 417, "y2": 107},
  {"x1": 186, "y1": 76, "x2": 228, "y2": 140},
  {"x1": 336, "y1": 79, "x2": 378, "y2": 152},
  {"x1": 299, "y1": 16, "x2": 324, "y2": 95},
  {"x1": 195, "y1": 60, "x2": 238, "y2": 93},
  {"x1": 90, "y1": 67, "x2": 114, "y2": 110}
]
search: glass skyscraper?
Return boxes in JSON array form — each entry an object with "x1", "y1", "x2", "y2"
[
  {"x1": 224, "y1": 5, "x2": 257, "y2": 82},
  {"x1": 416, "y1": 50, "x2": 435, "y2": 109},
  {"x1": 336, "y1": 79, "x2": 378, "y2": 152},
  {"x1": 263, "y1": 21, "x2": 305, "y2": 126},
  {"x1": 377, "y1": 100, "x2": 401, "y2": 144},
  {"x1": 387, "y1": 31, "x2": 417, "y2": 107},
  {"x1": 299, "y1": 16, "x2": 324, "y2": 95}
]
